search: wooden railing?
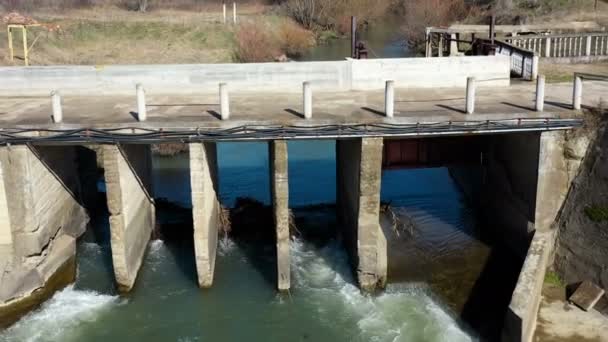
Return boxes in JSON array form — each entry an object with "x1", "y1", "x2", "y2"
[{"x1": 505, "y1": 33, "x2": 608, "y2": 58}]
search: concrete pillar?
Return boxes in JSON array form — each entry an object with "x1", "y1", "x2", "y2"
[
  {"x1": 438, "y1": 34, "x2": 444, "y2": 57},
  {"x1": 534, "y1": 131, "x2": 569, "y2": 232},
  {"x1": 531, "y1": 55, "x2": 539, "y2": 81},
  {"x1": 232, "y1": 2, "x2": 237, "y2": 24},
  {"x1": 136, "y1": 83, "x2": 147, "y2": 122},
  {"x1": 586, "y1": 36, "x2": 592, "y2": 56},
  {"x1": 535, "y1": 75, "x2": 545, "y2": 112},
  {"x1": 544, "y1": 37, "x2": 551, "y2": 57},
  {"x1": 189, "y1": 142, "x2": 220, "y2": 288},
  {"x1": 269, "y1": 140, "x2": 290, "y2": 291},
  {"x1": 222, "y1": 3, "x2": 227, "y2": 24},
  {"x1": 336, "y1": 137, "x2": 387, "y2": 291},
  {"x1": 103, "y1": 144, "x2": 155, "y2": 292},
  {"x1": 51, "y1": 91, "x2": 62, "y2": 124},
  {"x1": 303, "y1": 82, "x2": 312, "y2": 119},
  {"x1": 573, "y1": 75, "x2": 583, "y2": 110},
  {"x1": 425, "y1": 29, "x2": 431, "y2": 57},
  {"x1": 466, "y1": 77, "x2": 476, "y2": 114},
  {"x1": 384, "y1": 80, "x2": 394, "y2": 118},
  {"x1": 449, "y1": 33, "x2": 458, "y2": 56},
  {"x1": 0, "y1": 145, "x2": 87, "y2": 314},
  {"x1": 219, "y1": 83, "x2": 230, "y2": 120}
]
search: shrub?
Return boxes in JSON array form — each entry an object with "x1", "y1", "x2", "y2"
[
  {"x1": 277, "y1": 19, "x2": 314, "y2": 57},
  {"x1": 398, "y1": 0, "x2": 472, "y2": 48},
  {"x1": 234, "y1": 21, "x2": 280, "y2": 62}
]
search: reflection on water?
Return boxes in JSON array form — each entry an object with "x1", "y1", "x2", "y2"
[{"x1": 0, "y1": 140, "x2": 516, "y2": 341}]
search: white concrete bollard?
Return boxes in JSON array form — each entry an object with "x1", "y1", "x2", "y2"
[
  {"x1": 466, "y1": 77, "x2": 476, "y2": 114},
  {"x1": 573, "y1": 75, "x2": 583, "y2": 110},
  {"x1": 532, "y1": 55, "x2": 539, "y2": 81},
  {"x1": 136, "y1": 83, "x2": 147, "y2": 122},
  {"x1": 303, "y1": 81, "x2": 312, "y2": 119},
  {"x1": 223, "y1": 3, "x2": 227, "y2": 24},
  {"x1": 384, "y1": 80, "x2": 395, "y2": 118},
  {"x1": 51, "y1": 90, "x2": 63, "y2": 123},
  {"x1": 220, "y1": 83, "x2": 230, "y2": 120},
  {"x1": 233, "y1": 2, "x2": 237, "y2": 24},
  {"x1": 535, "y1": 75, "x2": 545, "y2": 112}
]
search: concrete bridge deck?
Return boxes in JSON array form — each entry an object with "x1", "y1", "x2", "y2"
[{"x1": 1, "y1": 81, "x2": 605, "y2": 143}]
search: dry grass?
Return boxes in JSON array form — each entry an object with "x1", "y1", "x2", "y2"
[{"x1": 540, "y1": 61, "x2": 608, "y2": 83}]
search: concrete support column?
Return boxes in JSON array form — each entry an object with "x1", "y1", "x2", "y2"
[
  {"x1": 269, "y1": 140, "x2": 290, "y2": 291},
  {"x1": 449, "y1": 33, "x2": 458, "y2": 56},
  {"x1": 384, "y1": 80, "x2": 394, "y2": 118},
  {"x1": 544, "y1": 37, "x2": 551, "y2": 57},
  {"x1": 136, "y1": 83, "x2": 147, "y2": 122},
  {"x1": 585, "y1": 36, "x2": 592, "y2": 56},
  {"x1": 573, "y1": 75, "x2": 583, "y2": 110},
  {"x1": 535, "y1": 75, "x2": 545, "y2": 112},
  {"x1": 0, "y1": 145, "x2": 88, "y2": 316},
  {"x1": 189, "y1": 142, "x2": 220, "y2": 288},
  {"x1": 303, "y1": 82, "x2": 312, "y2": 119},
  {"x1": 103, "y1": 144, "x2": 155, "y2": 292},
  {"x1": 220, "y1": 83, "x2": 230, "y2": 120},
  {"x1": 425, "y1": 29, "x2": 431, "y2": 57},
  {"x1": 531, "y1": 55, "x2": 539, "y2": 81},
  {"x1": 534, "y1": 131, "x2": 569, "y2": 232},
  {"x1": 336, "y1": 137, "x2": 387, "y2": 291},
  {"x1": 466, "y1": 77, "x2": 476, "y2": 114},
  {"x1": 51, "y1": 91, "x2": 62, "y2": 124},
  {"x1": 438, "y1": 34, "x2": 444, "y2": 57}
]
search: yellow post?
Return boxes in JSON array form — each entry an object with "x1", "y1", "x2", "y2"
[
  {"x1": 7, "y1": 26, "x2": 14, "y2": 62},
  {"x1": 22, "y1": 26, "x2": 29, "y2": 66}
]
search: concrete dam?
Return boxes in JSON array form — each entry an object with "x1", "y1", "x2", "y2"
[{"x1": 0, "y1": 56, "x2": 606, "y2": 341}]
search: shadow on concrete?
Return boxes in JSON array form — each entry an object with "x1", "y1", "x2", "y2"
[
  {"x1": 148, "y1": 103, "x2": 217, "y2": 107},
  {"x1": 436, "y1": 104, "x2": 466, "y2": 114},
  {"x1": 501, "y1": 102, "x2": 535, "y2": 112},
  {"x1": 285, "y1": 108, "x2": 305, "y2": 119},
  {"x1": 206, "y1": 110, "x2": 222, "y2": 120},
  {"x1": 129, "y1": 111, "x2": 140, "y2": 121},
  {"x1": 544, "y1": 101, "x2": 573, "y2": 110},
  {"x1": 361, "y1": 106, "x2": 386, "y2": 117}
]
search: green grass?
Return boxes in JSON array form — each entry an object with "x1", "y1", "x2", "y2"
[
  {"x1": 544, "y1": 271, "x2": 565, "y2": 287},
  {"x1": 584, "y1": 205, "x2": 608, "y2": 222}
]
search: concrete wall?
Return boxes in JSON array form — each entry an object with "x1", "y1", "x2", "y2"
[
  {"x1": 0, "y1": 145, "x2": 87, "y2": 311},
  {"x1": 189, "y1": 142, "x2": 220, "y2": 288},
  {"x1": 269, "y1": 140, "x2": 290, "y2": 291},
  {"x1": 0, "y1": 56, "x2": 510, "y2": 96},
  {"x1": 103, "y1": 144, "x2": 155, "y2": 292},
  {"x1": 336, "y1": 137, "x2": 387, "y2": 291}
]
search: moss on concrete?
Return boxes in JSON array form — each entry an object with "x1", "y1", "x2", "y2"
[
  {"x1": 584, "y1": 205, "x2": 608, "y2": 223},
  {"x1": 544, "y1": 270, "x2": 565, "y2": 288}
]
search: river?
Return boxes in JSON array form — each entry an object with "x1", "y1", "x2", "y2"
[{"x1": 0, "y1": 27, "x2": 520, "y2": 342}]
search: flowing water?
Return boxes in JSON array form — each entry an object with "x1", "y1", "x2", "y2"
[{"x1": 0, "y1": 140, "x2": 521, "y2": 341}]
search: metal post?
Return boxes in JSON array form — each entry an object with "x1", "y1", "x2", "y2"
[
  {"x1": 7, "y1": 27, "x2": 14, "y2": 62},
  {"x1": 490, "y1": 14, "x2": 496, "y2": 44},
  {"x1": 51, "y1": 90, "x2": 63, "y2": 123},
  {"x1": 220, "y1": 83, "x2": 230, "y2": 120},
  {"x1": 223, "y1": 2, "x2": 227, "y2": 24},
  {"x1": 466, "y1": 77, "x2": 476, "y2": 114},
  {"x1": 233, "y1": 2, "x2": 237, "y2": 24},
  {"x1": 535, "y1": 75, "x2": 545, "y2": 112},
  {"x1": 351, "y1": 16, "x2": 357, "y2": 59},
  {"x1": 303, "y1": 82, "x2": 312, "y2": 119},
  {"x1": 384, "y1": 80, "x2": 395, "y2": 118},
  {"x1": 22, "y1": 27, "x2": 29, "y2": 66},
  {"x1": 136, "y1": 83, "x2": 147, "y2": 122},
  {"x1": 573, "y1": 75, "x2": 583, "y2": 110}
]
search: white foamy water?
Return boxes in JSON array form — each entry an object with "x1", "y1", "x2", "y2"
[
  {"x1": 290, "y1": 238, "x2": 476, "y2": 342},
  {"x1": 0, "y1": 285, "x2": 122, "y2": 342}
]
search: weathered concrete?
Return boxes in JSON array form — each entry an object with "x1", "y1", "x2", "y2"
[
  {"x1": 189, "y1": 142, "x2": 220, "y2": 288},
  {"x1": 503, "y1": 230, "x2": 555, "y2": 342},
  {"x1": 103, "y1": 144, "x2": 155, "y2": 292},
  {"x1": 0, "y1": 145, "x2": 87, "y2": 317},
  {"x1": 336, "y1": 137, "x2": 387, "y2": 291},
  {"x1": 269, "y1": 140, "x2": 290, "y2": 291},
  {"x1": 554, "y1": 120, "x2": 608, "y2": 315},
  {"x1": 0, "y1": 57, "x2": 510, "y2": 96}
]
